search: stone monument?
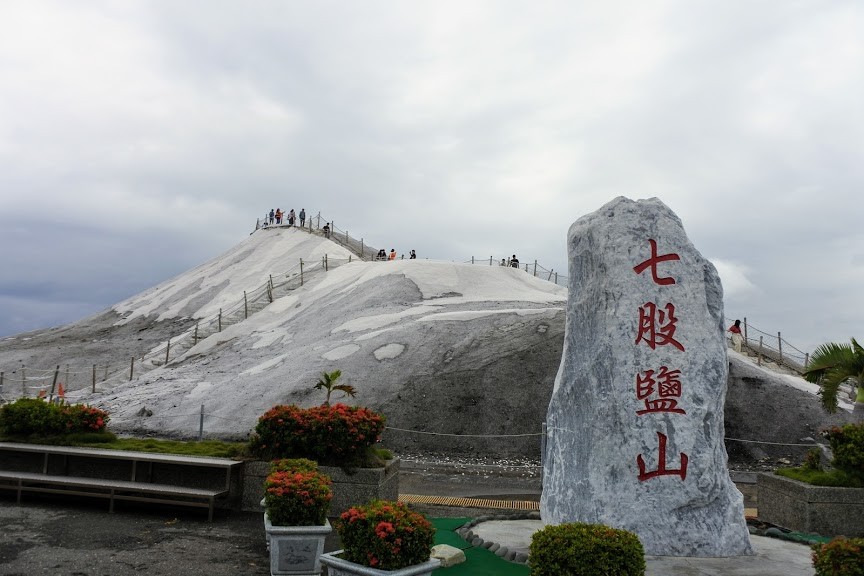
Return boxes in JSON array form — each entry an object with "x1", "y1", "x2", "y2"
[{"x1": 540, "y1": 197, "x2": 753, "y2": 556}]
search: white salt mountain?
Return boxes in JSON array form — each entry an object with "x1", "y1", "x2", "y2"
[
  {"x1": 63, "y1": 227, "x2": 566, "y2": 456},
  {"x1": 0, "y1": 218, "x2": 853, "y2": 463},
  {"x1": 540, "y1": 197, "x2": 753, "y2": 556}
]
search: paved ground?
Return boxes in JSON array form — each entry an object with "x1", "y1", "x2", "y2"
[{"x1": 0, "y1": 463, "x2": 813, "y2": 576}]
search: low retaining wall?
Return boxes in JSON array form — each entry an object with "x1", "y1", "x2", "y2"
[
  {"x1": 241, "y1": 459, "x2": 400, "y2": 515},
  {"x1": 758, "y1": 473, "x2": 864, "y2": 537}
]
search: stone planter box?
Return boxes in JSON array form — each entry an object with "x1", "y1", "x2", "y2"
[
  {"x1": 242, "y1": 459, "x2": 400, "y2": 515},
  {"x1": 757, "y1": 472, "x2": 864, "y2": 537},
  {"x1": 320, "y1": 550, "x2": 440, "y2": 576},
  {"x1": 264, "y1": 515, "x2": 331, "y2": 576}
]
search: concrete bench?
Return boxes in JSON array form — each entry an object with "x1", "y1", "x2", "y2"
[{"x1": 0, "y1": 442, "x2": 242, "y2": 521}]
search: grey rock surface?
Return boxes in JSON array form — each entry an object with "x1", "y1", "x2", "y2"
[{"x1": 540, "y1": 197, "x2": 752, "y2": 556}]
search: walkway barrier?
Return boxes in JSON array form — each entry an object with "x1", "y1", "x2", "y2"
[
  {"x1": 1, "y1": 212, "x2": 814, "y2": 401},
  {"x1": 728, "y1": 317, "x2": 810, "y2": 374}
]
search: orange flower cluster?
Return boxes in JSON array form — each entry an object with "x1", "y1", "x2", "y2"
[
  {"x1": 337, "y1": 500, "x2": 434, "y2": 570},
  {"x1": 250, "y1": 403, "x2": 385, "y2": 466},
  {"x1": 264, "y1": 466, "x2": 332, "y2": 527}
]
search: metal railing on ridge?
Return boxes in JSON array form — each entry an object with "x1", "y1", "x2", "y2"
[
  {"x1": 0, "y1": 213, "x2": 814, "y2": 401},
  {"x1": 728, "y1": 316, "x2": 810, "y2": 374}
]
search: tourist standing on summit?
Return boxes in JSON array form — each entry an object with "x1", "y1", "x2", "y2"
[
  {"x1": 728, "y1": 319, "x2": 744, "y2": 353},
  {"x1": 510, "y1": 255, "x2": 520, "y2": 268},
  {"x1": 288, "y1": 209, "x2": 295, "y2": 226},
  {"x1": 275, "y1": 208, "x2": 282, "y2": 224},
  {"x1": 269, "y1": 209, "x2": 275, "y2": 224},
  {"x1": 299, "y1": 208, "x2": 306, "y2": 228},
  {"x1": 388, "y1": 249, "x2": 397, "y2": 261},
  {"x1": 409, "y1": 250, "x2": 416, "y2": 259}
]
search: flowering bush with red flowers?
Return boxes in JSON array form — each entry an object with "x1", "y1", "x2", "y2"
[
  {"x1": 811, "y1": 536, "x2": 864, "y2": 576},
  {"x1": 264, "y1": 459, "x2": 332, "y2": 527},
  {"x1": 62, "y1": 404, "x2": 110, "y2": 433},
  {"x1": 0, "y1": 398, "x2": 109, "y2": 436},
  {"x1": 249, "y1": 403, "x2": 385, "y2": 466},
  {"x1": 337, "y1": 499, "x2": 435, "y2": 570}
]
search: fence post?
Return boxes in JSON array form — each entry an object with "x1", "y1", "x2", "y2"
[
  {"x1": 524, "y1": 263, "x2": 528, "y2": 272},
  {"x1": 743, "y1": 317, "x2": 748, "y2": 344},
  {"x1": 349, "y1": 255, "x2": 352, "y2": 262},
  {"x1": 218, "y1": 309, "x2": 223, "y2": 332},
  {"x1": 471, "y1": 256, "x2": 474, "y2": 264},
  {"x1": 165, "y1": 338, "x2": 171, "y2": 365},
  {"x1": 534, "y1": 260, "x2": 538, "y2": 276},
  {"x1": 92, "y1": 364, "x2": 96, "y2": 393},
  {"x1": 361, "y1": 239, "x2": 364, "y2": 258},
  {"x1": 345, "y1": 230, "x2": 348, "y2": 244},
  {"x1": 777, "y1": 332, "x2": 783, "y2": 363},
  {"x1": 21, "y1": 367, "x2": 26, "y2": 397},
  {"x1": 300, "y1": 259, "x2": 304, "y2": 285},
  {"x1": 540, "y1": 422, "x2": 547, "y2": 473},
  {"x1": 555, "y1": 272, "x2": 558, "y2": 284},
  {"x1": 489, "y1": 256, "x2": 493, "y2": 265},
  {"x1": 244, "y1": 291, "x2": 248, "y2": 319},
  {"x1": 757, "y1": 337, "x2": 763, "y2": 367},
  {"x1": 198, "y1": 404, "x2": 204, "y2": 441},
  {"x1": 130, "y1": 357, "x2": 135, "y2": 381},
  {"x1": 49, "y1": 365, "x2": 60, "y2": 403},
  {"x1": 324, "y1": 254, "x2": 328, "y2": 271},
  {"x1": 804, "y1": 352, "x2": 809, "y2": 367},
  {"x1": 193, "y1": 323, "x2": 199, "y2": 345}
]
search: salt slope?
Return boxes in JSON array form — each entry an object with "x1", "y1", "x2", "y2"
[
  {"x1": 112, "y1": 226, "x2": 355, "y2": 324},
  {"x1": 90, "y1": 253, "x2": 568, "y2": 457}
]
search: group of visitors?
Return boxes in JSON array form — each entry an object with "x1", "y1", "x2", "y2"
[
  {"x1": 500, "y1": 255, "x2": 520, "y2": 268},
  {"x1": 265, "y1": 208, "x2": 306, "y2": 228},
  {"x1": 375, "y1": 249, "x2": 417, "y2": 261}
]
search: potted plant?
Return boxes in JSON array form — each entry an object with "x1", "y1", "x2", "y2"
[
  {"x1": 263, "y1": 458, "x2": 333, "y2": 576},
  {"x1": 320, "y1": 499, "x2": 439, "y2": 576},
  {"x1": 244, "y1": 372, "x2": 398, "y2": 517}
]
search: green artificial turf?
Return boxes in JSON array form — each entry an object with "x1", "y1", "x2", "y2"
[{"x1": 432, "y1": 518, "x2": 530, "y2": 576}]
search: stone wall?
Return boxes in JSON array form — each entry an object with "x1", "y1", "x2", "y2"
[{"x1": 758, "y1": 473, "x2": 864, "y2": 537}]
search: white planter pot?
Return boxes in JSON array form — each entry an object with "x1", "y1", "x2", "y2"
[
  {"x1": 264, "y1": 514, "x2": 332, "y2": 576},
  {"x1": 320, "y1": 550, "x2": 440, "y2": 576}
]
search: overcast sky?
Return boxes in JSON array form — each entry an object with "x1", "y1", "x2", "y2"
[{"x1": 1, "y1": 1, "x2": 862, "y2": 354}]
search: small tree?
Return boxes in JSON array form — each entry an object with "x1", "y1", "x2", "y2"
[
  {"x1": 314, "y1": 370, "x2": 356, "y2": 406},
  {"x1": 803, "y1": 338, "x2": 864, "y2": 416}
]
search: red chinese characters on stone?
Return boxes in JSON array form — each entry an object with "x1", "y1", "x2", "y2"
[
  {"x1": 635, "y1": 366, "x2": 686, "y2": 415},
  {"x1": 634, "y1": 302, "x2": 685, "y2": 352},
  {"x1": 632, "y1": 239, "x2": 680, "y2": 285},
  {"x1": 632, "y1": 238, "x2": 689, "y2": 482},
  {"x1": 637, "y1": 431, "x2": 688, "y2": 481}
]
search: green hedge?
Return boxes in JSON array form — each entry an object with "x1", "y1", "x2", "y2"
[{"x1": 530, "y1": 523, "x2": 645, "y2": 576}]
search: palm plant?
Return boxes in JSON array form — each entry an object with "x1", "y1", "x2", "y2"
[
  {"x1": 313, "y1": 370, "x2": 356, "y2": 406},
  {"x1": 803, "y1": 338, "x2": 864, "y2": 415}
]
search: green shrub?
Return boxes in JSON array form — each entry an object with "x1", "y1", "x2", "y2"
[
  {"x1": 0, "y1": 398, "x2": 65, "y2": 436},
  {"x1": 776, "y1": 467, "x2": 864, "y2": 488},
  {"x1": 824, "y1": 424, "x2": 864, "y2": 480},
  {"x1": 248, "y1": 403, "x2": 385, "y2": 466},
  {"x1": 337, "y1": 500, "x2": 435, "y2": 570},
  {"x1": 803, "y1": 448, "x2": 823, "y2": 471},
  {"x1": 270, "y1": 458, "x2": 318, "y2": 473},
  {"x1": 529, "y1": 522, "x2": 646, "y2": 576},
  {"x1": 812, "y1": 537, "x2": 864, "y2": 576}
]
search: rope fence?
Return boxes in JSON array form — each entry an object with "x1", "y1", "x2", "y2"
[{"x1": 727, "y1": 316, "x2": 810, "y2": 374}]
